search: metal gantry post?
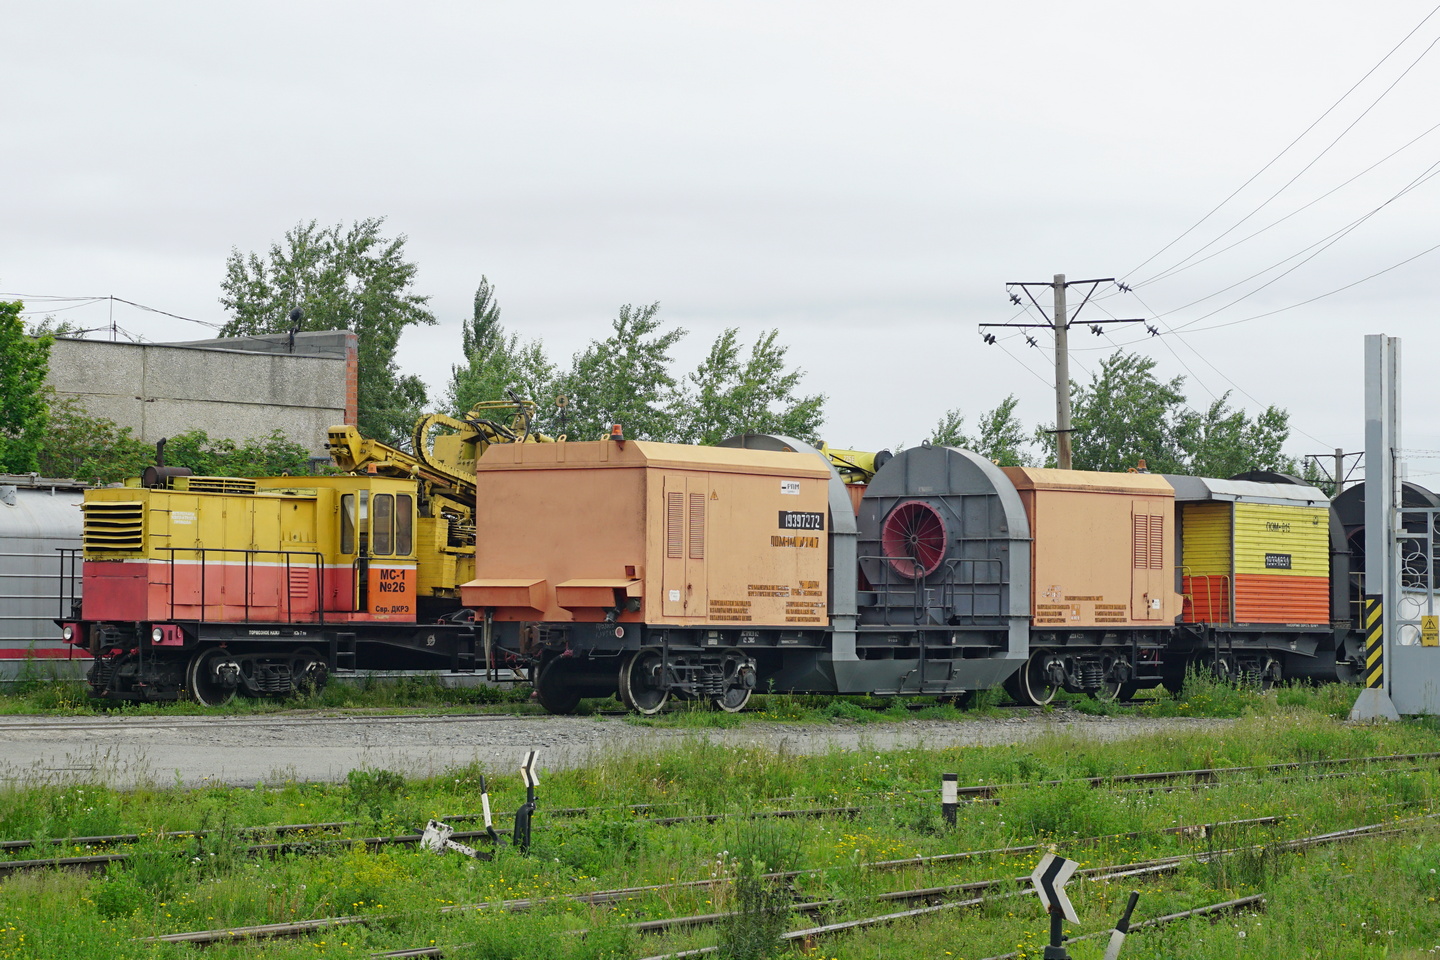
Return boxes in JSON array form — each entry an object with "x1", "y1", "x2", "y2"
[{"x1": 1352, "y1": 334, "x2": 1401, "y2": 721}]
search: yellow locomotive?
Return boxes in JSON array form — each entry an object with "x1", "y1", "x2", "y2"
[{"x1": 63, "y1": 402, "x2": 547, "y2": 704}]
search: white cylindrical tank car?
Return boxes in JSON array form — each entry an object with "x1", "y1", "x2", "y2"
[{"x1": 0, "y1": 475, "x2": 88, "y2": 685}]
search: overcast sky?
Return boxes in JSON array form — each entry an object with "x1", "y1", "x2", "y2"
[{"x1": 4, "y1": 1, "x2": 1438, "y2": 480}]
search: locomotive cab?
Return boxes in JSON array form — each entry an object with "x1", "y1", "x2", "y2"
[{"x1": 63, "y1": 473, "x2": 437, "y2": 703}]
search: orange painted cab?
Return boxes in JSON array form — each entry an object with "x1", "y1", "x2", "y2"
[
  {"x1": 461, "y1": 439, "x2": 833, "y2": 626},
  {"x1": 1001, "y1": 468, "x2": 1183, "y2": 628}
]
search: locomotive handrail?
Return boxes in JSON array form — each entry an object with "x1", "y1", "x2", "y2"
[
  {"x1": 1179, "y1": 566, "x2": 1230, "y2": 624},
  {"x1": 155, "y1": 547, "x2": 325, "y2": 625},
  {"x1": 56, "y1": 547, "x2": 82, "y2": 620}
]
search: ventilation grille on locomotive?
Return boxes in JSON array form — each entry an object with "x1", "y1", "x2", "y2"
[
  {"x1": 173, "y1": 477, "x2": 259, "y2": 495},
  {"x1": 83, "y1": 502, "x2": 145, "y2": 551}
]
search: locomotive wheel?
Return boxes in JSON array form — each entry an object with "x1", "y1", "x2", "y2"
[
  {"x1": 291, "y1": 647, "x2": 329, "y2": 697},
  {"x1": 1006, "y1": 650, "x2": 1059, "y2": 707},
  {"x1": 619, "y1": 650, "x2": 669, "y2": 715},
  {"x1": 535, "y1": 659, "x2": 583, "y2": 715},
  {"x1": 185, "y1": 648, "x2": 239, "y2": 707},
  {"x1": 712, "y1": 649, "x2": 754, "y2": 713}
]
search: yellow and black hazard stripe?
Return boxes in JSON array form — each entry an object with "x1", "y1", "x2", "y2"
[{"x1": 1363, "y1": 594, "x2": 1384, "y2": 689}]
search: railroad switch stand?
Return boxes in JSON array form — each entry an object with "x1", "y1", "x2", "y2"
[{"x1": 513, "y1": 750, "x2": 540, "y2": 855}]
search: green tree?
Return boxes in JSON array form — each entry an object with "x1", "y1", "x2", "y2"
[
  {"x1": 674, "y1": 328, "x2": 826, "y2": 446},
  {"x1": 927, "y1": 395, "x2": 1032, "y2": 465},
  {"x1": 161, "y1": 429, "x2": 312, "y2": 477},
  {"x1": 1035, "y1": 351, "x2": 1294, "y2": 476},
  {"x1": 553, "y1": 303, "x2": 686, "y2": 441},
  {"x1": 926, "y1": 408, "x2": 972, "y2": 448},
  {"x1": 34, "y1": 393, "x2": 153, "y2": 484},
  {"x1": 0, "y1": 300, "x2": 51, "y2": 473},
  {"x1": 972, "y1": 395, "x2": 1032, "y2": 466},
  {"x1": 218, "y1": 218, "x2": 436, "y2": 445},
  {"x1": 1037, "y1": 351, "x2": 1189, "y2": 472},
  {"x1": 1175, "y1": 393, "x2": 1293, "y2": 478},
  {"x1": 446, "y1": 277, "x2": 556, "y2": 417}
]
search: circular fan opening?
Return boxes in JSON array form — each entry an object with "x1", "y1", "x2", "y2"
[{"x1": 880, "y1": 500, "x2": 947, "y2": 578}]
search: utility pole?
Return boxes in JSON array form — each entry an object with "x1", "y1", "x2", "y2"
[
  {"x1": 1304, "y1": 449, "x2": 1362, "y2": 495},
  {"x1": 1052, "y1": 276, "x2": 1072, "y2": 469},
  {"x1": 981, "y1": 276, "x2": 1148, "y2": 469}
]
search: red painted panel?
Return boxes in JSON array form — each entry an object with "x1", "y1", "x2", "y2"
[
  {"x1": 83, "y1": 560, "x2": 338, "y2": 624},
  {"x1": 82, "y1": 562, "x2": 150, "y2": 620},
  {"x1": 1233, "y1": 574, "x2": 1329, "y2": 625},
  {"x1": 0, "y1": 648, "x2": 89, "y2": 660},
  {"x1": 1182, "y1": 574, "x2": 1231, "y2": 623}
]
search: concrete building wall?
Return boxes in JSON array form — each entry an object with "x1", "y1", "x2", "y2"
[{"x1": 46, "y1": 331, "x2": 357, "y2": 455}]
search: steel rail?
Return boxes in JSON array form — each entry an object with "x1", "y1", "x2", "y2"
[
  {"x1": 142, "y1": 813, "x2": 1382, "y2": 949},
  {"x1": 631, "y1": 818, "x2": 1435, "y2": 960},
  {"x1": 973, "y1": 894, "x2": 1268, "y2": 960},
  {"x1": 0, "y1": 828, "x2": 506, "y2": 879},
  {"x1": 7, "y1": 740, "x2": 1432, "y2": 861},
  {"x1": 0, "y1": 712, "x2": 541, "y2": 734},
  {"x1": 545, "y1": 749, "x2": 1440, "y2": 821}
]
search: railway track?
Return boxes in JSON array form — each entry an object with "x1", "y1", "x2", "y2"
[
  {"x1": 0, "y1": 711, "x2": 538, "y2": 735},
  {"x1": 371, "y1": 816, "x2": 1427, "y2": 960},
  {"x1": 629, "y1": 817, "x2": 1434, "y2": 960},
  {"x1": 5, "y1": 748, "x2": 1435, "y2": 867},
  {"x1": 138, "y1": 813, "x2": 1288, "y2": 947}
]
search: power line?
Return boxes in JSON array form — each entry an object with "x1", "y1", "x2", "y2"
[
  {"x1": 1108, "y1": 287, "x2": 1337, "y2": 451},
  {"x1": 1132, "y1": 27, "x2": 1440, "y2": 288},
  {"x1": 3, "y1": 293, "x2": 223, "y2": 330},
  {"x1": 1080, "y1": 164, "x2": 1440, "y2": 353},
  {"x1": 1135, "y1": 116, "x2": 1440, "y2": 288},
  {"x1": 1121, "y1": 2, "x2": 1440, "y2": 284},
  {"x1": 1155, "y1": 156, "x2": 1440, "y2": 327}
]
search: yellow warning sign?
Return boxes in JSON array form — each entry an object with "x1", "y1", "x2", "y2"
[{"x1": 1422, "y1": 615, "x2": 1439, "y2": 647}]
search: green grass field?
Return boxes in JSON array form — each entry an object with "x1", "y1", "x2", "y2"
[{"x1": 0, "y1": 674, "x2": 1438, "y2": 958}]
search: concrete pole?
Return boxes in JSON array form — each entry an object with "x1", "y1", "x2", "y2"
[
  {"x1": 1352, "y1": 334, "x2": 1401, "y2": 720},
  {"x1": 1054, "y1": 274, "x2": 1072, "y2": 469},
  {"x1": 1334, "y1": 448, "x2": 1346, "y2": 494}
]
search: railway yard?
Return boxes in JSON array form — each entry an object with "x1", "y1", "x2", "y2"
[{"x1": 0, "y1": 688, "x2": 1437, "y2": 959}]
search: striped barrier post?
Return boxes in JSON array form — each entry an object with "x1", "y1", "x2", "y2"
[{"x1": 1363, "y1": 595, "x2": 1384, "y2": 689}]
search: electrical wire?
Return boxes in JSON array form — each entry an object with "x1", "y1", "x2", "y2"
[
  {"x1": 1122, "y1": 2, "x2": 1440, "y2": 284},
  {"x1": 1133, "y1": 28, "x2": 1440, "y2": 288},
  {"x1": 1119, "y1": 288, "x2": 1336, "y2": 450},
  {"x1": 1169, "y1": 236, "x2": 1440, "y2": 336},
  {"x1": 0, "y1": 293, "x2": 223, "y2": 330},
  {"x1": 1136, "y1": 117, "x2": 1440, "y2": 288},
  {"x1": 1086, "y1": 159, "x2": 1440, "y2": 351},
  {"x1": 1160, "y1": 156, "x2": 1440, "y2": 326}
]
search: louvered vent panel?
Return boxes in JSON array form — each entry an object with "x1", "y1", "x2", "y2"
[
  {"x1": 666, "y1": 492, "x2": 684, "y2": 558},
  {"x1": 179, "y1": 477, "x2": 258, "y2": 495},
  {"x1": 689, "y1": 492, "x2": 706, "y2": 559},
  {"x1": 84, "y1": 502, "x2": 145, "y2": 552},
  {"x1": 1132, "y1": 515, "x2": 1149, "y2": 569},
  {"x1": 1149, "y1": 515, "x2": 1165, "y2": 569}
]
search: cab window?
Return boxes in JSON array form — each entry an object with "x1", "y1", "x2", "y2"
[
  {"x1": 340, "y1": 494, "x2": 356, "y2": 554},
  {"x1": 373, "y1": 494, "x2": 394, "y2": 556},
  {"x1": 395, "y1": 494, "x2": 413, "y2": 556}
]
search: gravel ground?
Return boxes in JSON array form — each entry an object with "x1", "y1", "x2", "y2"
[{"x1": 0, "y1": 710, "x2": 1231, "y2": 788}]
